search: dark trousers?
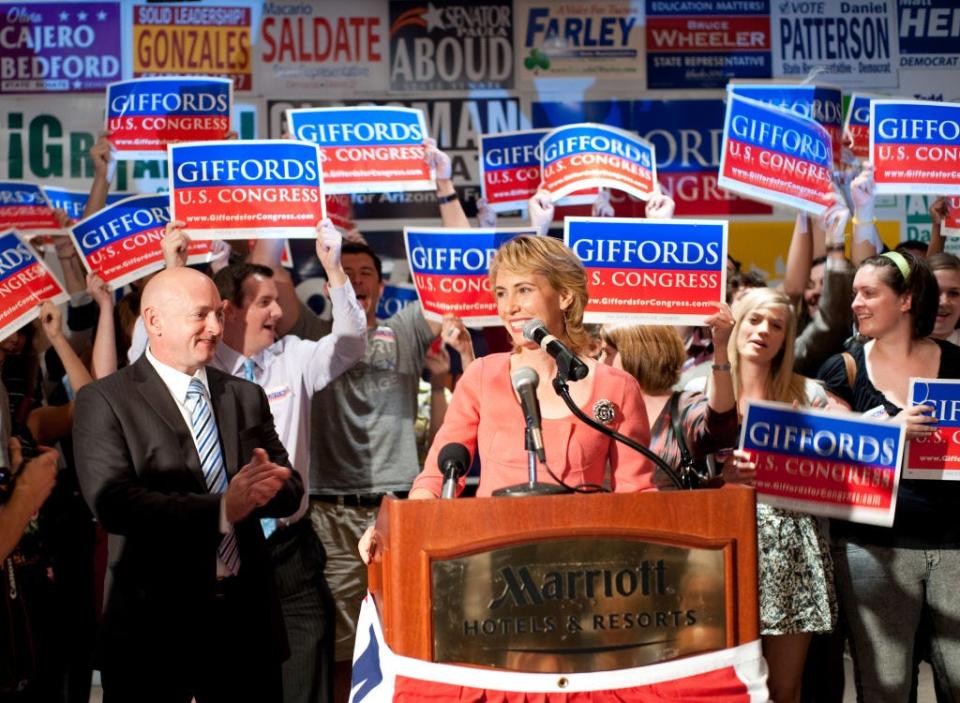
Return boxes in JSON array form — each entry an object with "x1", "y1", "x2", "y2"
[{"x1": 269, "y1": 520, "x2": 336, "y2": 703}]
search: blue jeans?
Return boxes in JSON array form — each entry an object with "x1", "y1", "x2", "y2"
[{"x1": 833, "y1": 539, "x2": 960, "y2": 702}]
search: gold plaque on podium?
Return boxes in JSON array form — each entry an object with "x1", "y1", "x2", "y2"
[{"x1": 431, "y1": 537, "x2": 726, "y2": 672}]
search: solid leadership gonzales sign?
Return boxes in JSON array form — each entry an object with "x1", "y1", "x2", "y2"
[
  {"x1": 541, "y1": 124, "x2": 656, "y2": 202},
  {"x1": 729, "y1": 82, "x2": 843, "y2": 167},
  {"x1": 0, "y1": 229, "x2": 69, "y2": 341},
  {"x1": 844, "y1": 93, "x2": 877, "y2": 161},
  {"x1": 0, "y1": 181, "x2": 62, "y2": 236},
  {"x1": 870, "y1": 100, "x2": 960, "y2": 195},
  {"x1": 286, "y1": 106, "x2": 431, "y2": 194},
  {"x1": 168, "y1": 140, "x2": 325, "y2": 239},
  {"x1": 404, "y1": 227, "x2": 535, "y2": 326},
  {"x1": 478, "y1": 129, "x2": 548, "y2": 212},
  {"x1": 566, "y1": 217, "x2": 727, "y2": 325},
  {"x1": 740, "y1": 401, "x2": 905, "y2": 526},
  {"x1": 905, "y1": 379, "x2": 960, "y2": 480},
  {"x1": 106, "y1": 77, "x2": 232, "y2": 160},
  {"x1": 718, "y1": 93, "x2": 834, "y2": 215},
  {"x1": 69, "y1": 194, "x2": 211, "y2": 290}
]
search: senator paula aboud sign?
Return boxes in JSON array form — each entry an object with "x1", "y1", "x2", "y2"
[
  {"x1": 106, "y1": 77, "x2": 233, "y2": 160},
  {"x1": 404, "y1": 227, "x2": 536, "y2": 326},
  {"x1": 168, "y1": 140, "x2": 325, "y2": 239},
  {"x1": 870, "y1": 100, "x2": 960, "y2": 196},
  {"x1": 478, "y1": 129, "x2": 549, "y2": 213},
  {"x1": 69, "y1": 194, "x2": 212, "y2": 290},
  {"x1": 541, "y1": 123, "x2": 657, "y2": 202},
  {"x1": 718, "y1": 93, "x2": 834, "y2": 215},
  {"x1": 566, "y1": 217, "x2": 727, "y2": 326},
  {"x1": 740, "y1": 401, "x2": 905, "y2": 527},
  {"x1": 286, "y1": 106, "x2": 432, "y2": 194},
  {"x1": 905, "y1": 378, "x2": 960, "y2": 481},
  {"x1": 0, "y1": 229, "x2": 69, "y2": 342}
]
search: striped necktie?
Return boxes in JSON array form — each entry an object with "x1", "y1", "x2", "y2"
[{"x1": 185, "y1": 377, "x2": 240, "y2": 575}]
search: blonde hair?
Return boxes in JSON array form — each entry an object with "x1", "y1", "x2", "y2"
[
  {"x1": 602, "y1": 324, "x2": 684, "y2": 393},
  {"x1": 489, "y1": 235, "x2": 590, "y2": 353},
  {"x1": 729, "y1": 288, "x2": 808, "y2": 405}
]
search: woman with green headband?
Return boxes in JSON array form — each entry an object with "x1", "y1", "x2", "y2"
[{"x1": 818, "y1": 249, "x2": 960, "y2": 701}]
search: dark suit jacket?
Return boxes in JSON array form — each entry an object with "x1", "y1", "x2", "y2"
[{"x1": 73, "y1": 356, "x2": 302, "y2": 668}]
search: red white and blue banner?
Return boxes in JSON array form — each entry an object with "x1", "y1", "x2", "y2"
[
  {"x1": 844, "y1": 94, "x2": 878, "y2": 161},
  {"x1": 478, "y1": 129, "x2": 548, "y2": 213},
  {"x1": 945, "y1": 196, "x2": 960, "y2": 238},
  {"x1": 404, "y1": 227, "x2": 535, "y2": 326},
  {"x1": 566, "y1": 217, "x2": 727, "y2": 325},
  {"x1": 0, "y1": 229, "x2": 69, "y2": 341},
  {"x1": 69, "y1": 194, "x2": 212, "y2": 290},
  {"x1": 718, "y1": 93, "x2": 835, "y2": 215},
  {"x1": 870, "y1": 100, "x2": 960, "y2": 195},
  {"x1": 0, "y1": 181, "x2": 63, "y2": 236},
  {"x1": 377, "y1": 283, "x2": 419, "y2": 320},
  {"x1": 106, "y1": 77, "x2": 233, "y2": 160},
  {"x1": 740, "y1": 401, "x2": 905, "y2": 526},
  {"x1": 349, "y1": 595, "x2": 768, "y2": 703},
  {"x1": 42, "y1": 187, "x2": 137, "y2": 222},
  {"x1": 541, "y1": 124, "x2": 657, "y2": 203},
  {"x1": 286, "y1": 106, "x2": 432, "y2": 194},
  {"x1": 729, "y1": 82, "x2": 844, "y2": 167},
  {"x1": 905, "y1": 378, "x2": 960, "y2": 480},
  {"x1": 168, "y1": 140, "x2": 325, "y2": 239}
]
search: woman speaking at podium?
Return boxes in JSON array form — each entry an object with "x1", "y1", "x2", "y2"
[{"x1": 409, "y1": 234, "x2": 656, "y2": 499}]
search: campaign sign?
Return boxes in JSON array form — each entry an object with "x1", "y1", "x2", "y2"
[
  {"x1": 718, "y1": 94, "x2": 834, "y2": 215},
  {"x1": 945, "y1": 196, "x2": 960, "y2": 238},
  {"x1": 905, "y1": 379, "x2": 960, "y2": 480},
  {"x1": 376, "y1": 283, "x2": 419, "y2": 320},
  {"x1": 478, "y1": 129, "x2": 548, "y2": 212},
  {"x1": 168, "y1": 140, "x2": 325, "y2": 239},
  {"x1": 106, "y1": 77, "x2": 233, "y2": 160},
  {"x1": 69, "y1": 194, "x2": 212, "y2": 290},
  {"x1": 729, "y1": 82, "x2": 844, "y2": 167},
  {"x1": 541, "y1": 124, "x2": 656, "y2": 202},
  {"x1": 245, "y1": 240, "x2": 293, "y2": 269},
  {"x1": 42, "y1": 187, "x2": 139, "y2": 222},
  {"x1": 870, "y1": 100, "x2": 960, "y2": 195},
  {"x1": 740, "y1": 401, "x2": 905, "y2": 526},
  {"x1": 566, "y1": 217, "x2": 726, "y2": 325},
  {"x1": 0, "y1": 229, "x2": 69, "y2": 342},
  {"x1": 286, "y1": 107, "x2": 431, "y2": 194},
  {"x1": 0, "y1": 182, "x2": 62, "y2": 236},
  {"x1": 844, "y1": 94, "x2": 877, "y2": 161},
  {"x1": 404, "y1": 227, "x2": 536, "y2": 326}
]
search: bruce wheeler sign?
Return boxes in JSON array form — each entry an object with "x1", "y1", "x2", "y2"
[
  {"x1": 106, "y1": 77, "x2": 233, "y2": 160},
  {"x1": 168, "y1": 140, "x2": 325, "y2": 239},
  {"x1": 870, "y1": 99, "x2": 960, "y2": 195},
  {"x1": 740, "y1": 401, "x2": 905, "y2": 526},
  {"x1": 286, "y1": 106, "x2": 432, "y2": 194},
  {"x1": 566, "y1": 217, "x2": 727, "y2": 326},
  {"x1": 388, "y1": 0, "x2": 513, "y2": 91}
]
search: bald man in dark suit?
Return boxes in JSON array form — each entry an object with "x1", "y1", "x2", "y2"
[{"x1": 74, "y1": 267, "x2": 302, "y2": 703}]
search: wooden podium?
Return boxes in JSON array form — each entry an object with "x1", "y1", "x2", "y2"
[{"x1": 367, "y1": 486, "x2": 758, "y2": 673}]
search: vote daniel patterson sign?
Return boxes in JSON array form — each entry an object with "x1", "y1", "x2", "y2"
[
  {"x1": 740, "y1": 401, "x2": 905, "y2": 526},
  {"x1": 870, "y1": 100, "x2": 960, "y2": 196},
  {"x1": 718, "y1": 93, "x2": 834, "y2": 215},
  {"x1": 565, "y1": 217, "x2": 727, "y2": 326},
  {"x1": 168, "y1": 140, "x2": 325, "y2": 239}
]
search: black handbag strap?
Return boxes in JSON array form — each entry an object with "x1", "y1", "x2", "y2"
[{"x1": 669, "y1": 391, "x2": 696, "y2": 468}]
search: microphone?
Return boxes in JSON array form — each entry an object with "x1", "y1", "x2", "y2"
[
  {"x1": 511, "y1": 367, "x2": 546, "y2": 463},
  {"x1": 522, "y1": 319, "x2": 589, "y2": 382},
  {"x1": 438, "y1": 442, "x2": 471, "y2": 499}
]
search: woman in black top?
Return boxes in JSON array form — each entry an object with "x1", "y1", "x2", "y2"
[{"x1": 819, "y1": 250, "x2": 960, "y2": 702}]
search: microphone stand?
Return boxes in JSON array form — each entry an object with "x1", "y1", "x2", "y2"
[
  {"x1": 551, "y1": 375, "x2": 687, "y2": 490},
  {"x1": 492, "y1": 427, "x2": 568, "y2": 497}
]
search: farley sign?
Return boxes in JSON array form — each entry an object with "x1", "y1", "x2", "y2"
[
  {"x1": 106, "y1": 77, "x2": 232, "y2": 160},
  {"x1": 870, "y1": 99, "x2": 960, "y2": 195},
  {"x1": 741, "y1": 401, "x2": 904, "y2": 526},
  {"x1": 169, "y1": 140, "x2": 324, "y2": 238},
  {"x1": 566, "y1": 217, "x2": 727, "y2": 325},
  {"x1": 718, "y1": 93, "x2": 834, "y2": 215}
]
